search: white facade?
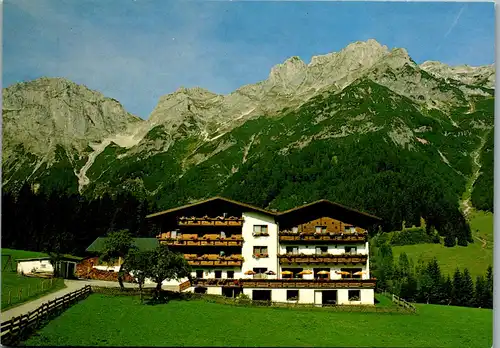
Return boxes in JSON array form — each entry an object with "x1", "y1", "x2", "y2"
[
  {"x1": 17, "y1": 258, "x2": 77, "y2": 278},
  {"x1": 241, "y1": 211, "x2": 279, "y2": 276},
  {"x1": 17, "y1": 259, "x2": 54, "y2": 275},
  {"x1": 278, "y1": 241, "x2": 368, "y2": 255},
  {"x1": 185, "y1": 287, "x2": 374, "y2": 306},
  {"x1": 144, "y1": 203, "x2": 375, "y2": 305}
]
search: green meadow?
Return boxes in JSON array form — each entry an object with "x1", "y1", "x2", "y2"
[{"x1": 26, "y1": 293, "x2": 492, "y2": 347}]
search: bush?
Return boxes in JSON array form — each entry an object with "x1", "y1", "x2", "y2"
[{"x1": 390, "y1": 227, "x2": 433, "y2": 246}]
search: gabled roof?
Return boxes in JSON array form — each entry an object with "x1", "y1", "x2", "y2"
[
  {"x1": 146, "y1": 197, "x2": 381, "y2": 226},
  {"x1": 275, "y1": 199, "x2": 381, "y2": 230},
  {"x1": 86, "y1": 237, "x2": 159, "y2": 253},
  {"x1": 277, "y1": 199, "x2": 381, "y2": 220},
  {"x1": 146, "y1": 196, "x2": 274, "y2": 219}
]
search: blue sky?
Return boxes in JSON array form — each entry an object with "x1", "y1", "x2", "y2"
[{"x1": 3, "y1": 0, "x2": 495, "y2": 118}]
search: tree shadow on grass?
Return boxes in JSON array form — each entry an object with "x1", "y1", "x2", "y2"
[{"x1": 143, "y1": 290, "x2": 194, "y2": 306}]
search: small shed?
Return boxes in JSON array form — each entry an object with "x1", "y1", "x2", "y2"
[{"x1": 16, "y1": 255, "x2": 83, "y2": 279}]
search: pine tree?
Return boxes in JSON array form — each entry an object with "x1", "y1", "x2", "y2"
[
  {"x1": 451, "y1": 268, "x2": 462, "y2": 306},
  {"x1": 461, "y1": 268, "x2": 475, "y2": 307},
  {"x1": 426, "y1": 258, "x2": 443, "y2": 304},
  {"x1": 485, "y1": 265, "x2": 493, "y2": 309},
  {"x1": 398, "y1": 252, "x2": 410, "y2": 278},
  {"x1": 474, "y1": 275, "x2": 487, "y2": 308},
  {"x1": 440, "y1": 275, "x2": 453, "y2": 305}
]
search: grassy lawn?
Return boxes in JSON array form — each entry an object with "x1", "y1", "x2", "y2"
[
  {"x1": 393, "y1": 211, "x2": 493, "y2": 279},
  {"x1": 26, "y1": 294, "x2": 492, "y2": 347},
  {"x1": 1, "y1": 249, "x2": 66, "y2": 310}
]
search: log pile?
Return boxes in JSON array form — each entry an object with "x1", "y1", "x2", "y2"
[{"x1": 75, "y1": 257, "x2": 134, "y2": 282}]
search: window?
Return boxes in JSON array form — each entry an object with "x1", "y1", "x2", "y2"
[
  {"x1": 253, "y1": 246, "x2": 268, "y2": 257},
  {"x1": 253, "y1": 225, "x2": 269, "y2": 236},
  {"x1": 348, "y1": 290, "x2": 361, "y2": 301},
  {"x1": 214, "y1": 270, "x2": 222, "y2": 279},
  {"x1": 286, "y1": 246, "x2": 299, "y2": 254},
  {"x1": 195, "y1": 270, "x2": 204, "y2": 279},
  {"x1": 287, "y1": 290, "x2": 299, "y2": 301},
  {"x1": 345, "y1": 246, "x2": 357, "y2": 254},
  {"x1": 40, "y1": 264, "x2": 46, "y2": 269},
  {"x1": 220, "y1": 231, "x2": 226, "y2": 239},
  {"x1": 315, "y1": 246, "x2": 328, "y2": 255},
  {"x1": 315, "y1": 226, "x2": 327, "y2": 233},
  {"x1": 292, "y1": 227, "x2": 299, "y2": 234},
  {"x1": 227, "y1": 271, "x2": 234, "y2": 279}
]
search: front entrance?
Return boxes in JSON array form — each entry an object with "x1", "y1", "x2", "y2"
[
  {"x1": 252, "y1": 290, "x2": 272, "y2": 301},
  {"x1": 322, "y1": 290, "x2": 338, "y2": 305}
]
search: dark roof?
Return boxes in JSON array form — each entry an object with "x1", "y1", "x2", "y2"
[
  {"x1": 277, "y1": 200, "x2": 382, "y2": 220},
  {"x1": 16, "y1": 255, "x2": 84, "y2": 262},
  {"x1": 146, "y1": 197, "x2": 381, "y2": 227},
  {"x1": 86, "y1": 237, "x2": 159, "y2": 253},
  {"x1": 275, "y1": 200, "x2": 381, "y2": 230},
  {"x1": 146, "y1": 196, "x2": 274, "y2": 218}
]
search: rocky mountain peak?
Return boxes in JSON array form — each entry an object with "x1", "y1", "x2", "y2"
[
  {"x1": 420, "y1": 60, "x2": 495, "y2": 89},
  {"x1": 2, "y1": 77, "x2": 140, "y2": 160}
]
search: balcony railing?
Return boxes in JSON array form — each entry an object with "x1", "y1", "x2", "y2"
[
  {"x1": 191, "y1": 278, "x2": 376, "y2": 289},
  {"x1": 159, "y1": 237, "x2": 243, "y2": 247},
  {"x1": 278, "y1": 253, "x2": 368, "y2": 264},
  {"x1": 185, "y1": 254, "x2": 244, "y2": 267},
  {"x1": 178, "y1": 216, "x2": 244, "y2": 227},
  {"x1": 279, "y1": 232, "x2": 367, "y2": 243}
]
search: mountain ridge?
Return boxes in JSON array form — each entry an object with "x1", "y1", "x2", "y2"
[{"x1": 2, "y1": 39, "x2": 495, "y2": 243}]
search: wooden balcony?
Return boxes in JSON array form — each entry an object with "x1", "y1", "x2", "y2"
[
  {"x1": 185, "y1": 254, "x2": 244, "y2": 267},
  {"x1": 191, "y1": 278, "x2": 376, "y2": 289},
  {"x1": 159, "y1": 235, "x2": 243, "y2": 247},
  {"x1": 278, "y1": 253, "x2": 368, "y2": 265},
  {"x1": 178, "y1": 216, "x2": 244, "y2": 227},
  {"x1": 279, "y1": 232, "x2": 367, "y2": 244}
]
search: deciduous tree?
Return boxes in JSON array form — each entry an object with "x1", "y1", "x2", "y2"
[{"x1": 101, "y1": 229, "x2": 136, "y2": 290}]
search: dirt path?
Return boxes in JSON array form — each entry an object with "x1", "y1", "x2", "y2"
[
  {"x1": 473, "y1": 235, "x2": 487, "y2": 249},
  {"x1": 1, "y1": 279, "x2": 179, "y2": 322},
  {"x1": 460, "y1": 130, "x2": 490, "y2": 218}
]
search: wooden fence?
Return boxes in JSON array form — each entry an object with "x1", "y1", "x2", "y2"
[
  {"x1": 1, "y1": 285, "x2": 92, "y2": 346},
  {"x1": 391, "y1": 294, "x2": 416, "y2": 312},
  {"x1": 2, "y1": 278, "x2": 64, "y2": 309}
]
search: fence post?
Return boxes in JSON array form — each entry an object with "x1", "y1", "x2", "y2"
[
  {"x1": 28, "y1": 285, "x2": 30, "y2": 297},
  {"x1": 8, "y1": 290, "x2": 11, "y2": 305},
  {"x1": 18, "y1": 288, "x2": 22, "y2": 301}
]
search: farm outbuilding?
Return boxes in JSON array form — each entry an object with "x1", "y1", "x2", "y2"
[{"x1": 16, "y1": 256, "x2": 83, "y2": 279}]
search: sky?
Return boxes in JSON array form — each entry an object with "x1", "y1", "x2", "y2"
[{"x1": 3, "y1": 0, "x2": 495, "y2": 119}]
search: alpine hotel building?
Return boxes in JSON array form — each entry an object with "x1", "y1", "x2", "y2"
[{"x1": 147, "y1": 197, "x2": 381, "y2": 306}]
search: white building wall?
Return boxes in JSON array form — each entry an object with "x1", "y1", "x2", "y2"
[
  {"x1": 207, "y1": 287, "x2": 222, "y2": 295},
  {"x1": 336, "y1": 288, "x2": 374, "y2": 305},
  {"x1": 17, "y1": 260, "x2": 54, "y2": 274},
  {"x1": 243, "y1": 288, "x2": 315, "y2": 303},
  {"x1": 93, "y1": 265, "x2": 121, "y2": 272},
  {"x1": 241, "y1": 212, "x2": 279, "y2": 275},
  {"x1": 278, "y1": 243, "x2": 367, "y2": 255},
  {"x1": 188, "y1": 269, "x2": 244, "y2": 279}
]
